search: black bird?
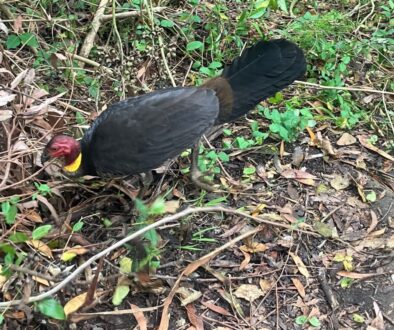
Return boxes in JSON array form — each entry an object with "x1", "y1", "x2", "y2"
[{"x1": 41, "y1": 39, "x2": 306, "y2": 190}]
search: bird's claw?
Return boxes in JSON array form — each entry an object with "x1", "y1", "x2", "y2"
[{"x1": 191, "y1": 169, "x2": 219, "y2": 192}]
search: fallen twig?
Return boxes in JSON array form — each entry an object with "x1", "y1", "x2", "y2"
[
  {"x1": 0, "y1": 206, "x2": 317, "y2": 308},
  {"x1": 100, "y1": 6, "x2": 166, "y2": 22},
  {"x1": 79, "y1": 0, "x2": 110, "y2": 65},
  {"x1": 295, "y1": 80, "x2": 394, "y2": 96}
]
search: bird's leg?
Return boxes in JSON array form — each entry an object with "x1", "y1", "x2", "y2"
[
  {"x1": 137, "y1": 171, "x2": 153, "y2": 199},
  {"x1": 190, "y1": 140, "x2": 217, "y2": 192}
]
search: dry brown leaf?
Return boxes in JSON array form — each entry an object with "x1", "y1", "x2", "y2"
[
  {"x1": 185, "y1": 304, "x2": 204, "y2": 330},
  {"x1": 317, "y1": 132, "x2": 337, "y2": 156},
  {"x1": 370, "y1": 302, "x2": 384, "y2": 330},
  {"x1": 337, "y1": 133, "x2": 356, "y2": 146},
  {"x1": 330, "y1": 174, "x2": 350, "y2": 191},
  {"x1": 259, "y1": 279, "x2": 273, "y2": 294},
  {"x1": 0, "y1": 91, "x2": 17, "y2": 107},
  {"x1": 130, "y1": 304, "x2": 147, "y2": 330},
  {"x1": 201, "y1": 301, "x2": 232, "y2": 317},
  {"x1": 164, "y1": 200, "x2": 180, "y2": 214},
  {"x1": 306, "y1": 127, "x2": 317, "y2": 144},
  {"x1": 281, "y1": 169, "x2": 317, "y2": 186},
  {"x1": 176, "y1": 287, "x2": 202, "y2": 306},
  {"x1": 25, "y1": 210, "x2": 43, "y2": 223},
  {"x1": 26, "y1": 240, "x2": 53, "y2": 259},
  {"x1": 0, "y1": 110, "x2": 13, "y2": 122},
  {"x1": 368, "y1": 228, "x2": 386, "y2": 237},
  {"x1": 32, "y1": 276, "x2": 50, "y2": 286},
  {"x1": 217, "y1": 289, "x2": 244, "y2": 317},
  {"x1": 66, "y1": 246, "x2": 89, "y2": 255},
  {"x1": 234, "y1": 284, "x2": 264, "y2": 302},
  {"x1": 239, "y1": 250, "x2": 251, "y2": 270},
  {"x1": 337, "y1": 271, "x2": 378, "y2": 279},
  {"x1": 358, "y1": 135, "x2": 394, "y2": 162},
  {"x1": 0, "y1": 21, "x2": 8, "y2": 35},
  {"x1": 13, "y1": 15, "x2": 23, "y2": 33},
  {"x1": 64, "y1": 292, "x2": 87, "y2": 317},
  {"x1": 289, "y1": 252, "x2": 310, "y2": 278},
  {"x1": 24, "y1": 88, "x2": 49, "y2": 107},
  {"x1": 291, "y1": 278, "x2": 306, "y2": 298},
  {"x1": 11, "y1": 70, "x2": 29, "y2": 89},
  {"x1": 280, "y1": 140, "x2": 285, "y2": 158},
  {"x1": 240, "y1": 242, "x2": 267, "y2": 253},
  {"x1": 21, "y1": 92, "x2": 66, "y2": 118},
  {"x1": 251, "y1": 203, "x2": 267, "y2": 217},
  {"x1": 367, "y1": 210, "x2": 378, "y2": 235}
]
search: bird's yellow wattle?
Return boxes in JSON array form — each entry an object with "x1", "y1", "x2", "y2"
[{"x1": 63, "y1": 152, "x2": 82, "y2": 173}]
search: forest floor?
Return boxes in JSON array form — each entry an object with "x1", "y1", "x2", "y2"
[{"x1": 0, "y1": 0, "x2": 393, "y2": 329}]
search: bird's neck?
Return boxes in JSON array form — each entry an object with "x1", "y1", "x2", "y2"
[{"x1": 63, "y1": 143, "x2": 82, "y2": 173}]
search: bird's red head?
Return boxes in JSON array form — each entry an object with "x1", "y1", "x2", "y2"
[{"x1": 41, "y1": 135, "x2": 81, "y2": 167}]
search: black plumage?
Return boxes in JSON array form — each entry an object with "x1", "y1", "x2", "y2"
[
  {"x1": 81, "y1": 87, "x2": 219, "y2": 176},
  {"x1": 42, "y1": 39, "x2": 306, "y2": 180}
]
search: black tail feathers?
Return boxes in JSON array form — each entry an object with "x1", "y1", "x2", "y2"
[{"x1": 218, "y1": 39, "x2": 306, "y2": 123}]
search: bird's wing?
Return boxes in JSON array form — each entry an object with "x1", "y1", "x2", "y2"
[{"x1": 83, "y1": 87, "x2": 219, "y2": 175}]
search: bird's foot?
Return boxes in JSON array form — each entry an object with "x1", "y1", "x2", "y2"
[
  {"x1": 137, "y1": 171, "x2": 154, "y2": 199},
  {"x1": 190, "y1": 168, "x2": 219, "y2": 192}
]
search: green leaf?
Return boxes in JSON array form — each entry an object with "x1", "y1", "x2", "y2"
[
  {"x1": 32, "y1": 225, "x2": 52, "y2": 240},
  {"x1": 217, "y1": 152, "x2": 229, "y2": 162},
  {"x1": 72, "y1": 220, "x2": 84, "y2": 232},
  {"x1": 250, "y1": 121, "x2": 259, "y2": 132},
  {"x1": 277, "y1": 0, "x2": 288, "y2": 13},
  {"x1": 19, "y1": 33, "x2": 39, "y2": 48},
  {"x1": 144, "y1": 228, "x2": 159, "y2": 246},
  {"x1": 160, "y1": 19, "x2": 175, "y2": 28},
  {"x1": 9, "y1": 232, "x2": 29, "y2": 243},
  {"x1": 75, "y1": 111, "x2": 86, "y2": 125},
  {"x1": 208, "y1": 61, "x2": 222, "y2": 69},
  {"x1": 6, "y1": 35, "x2": 21, "y2": 49},
  {"x1": 308, "y1": 316, "x2": 321, "y2": 327},
  {"x1": 268, "y1": 92, "x2": 284, "y2": 104},
  {"x1": 186, "y1": 40, "x2": 204, "y2": 52},
  {"x1": 352, "y1": 313, "x2": 365, "y2": 323},
  {"x1": 249, "y1": 7, "x2": 267, "y2": 19},
  {"x1": 295, "y1": 315, "x2": 308, "y2": 325},
  {"x1": 149, "y1": 198, "x2": 165, "y2": 216},
  {"x1": 271, "y1": 110, "x2": 281, "y2": 123},
  {"x1": 2, "y1": 201, "x2": 18, "y2": 225},
  {"x1": 269, "y1": 123, "x2": 281, "y2": 133},
  {"x1": 243, "y1": 166, "x2": 256, "y2": 176},
  {"x1": 34, "y1": 183, "x2": 51, "y2": 196},
  {"x1": 119, "y1": 256, "x2": 133, "y2": 274},
  {"x1": 37, "y1": 298, "x2": 66, "y2": 320},
  {"x1": 340, "y1": 277, "x2": 353, "y2": 288},
  {"x1": 222, "y1": 128, "x2": 232, "y2": 136},
  {"x1": 278, "y1": 126, "x2": 289, "y2": 141},
  {"x1": 366, "y1": 191, "x2": 376, "y2": 202},
  {"x1": 112, "y1": 284, "x2": 130, "y2": 306},
  {"x1": 205, "y1": 196, "x2": 227, "y2": 206},
  {"x1": 0, "y1": 315, "x2": 4, "y2": 324},
  {"x1": 199, "y1": 66, "x2": 214, "y2": 76},
  {"x1": 205, "y1": 150, "x2": 218, "y2": 160}
]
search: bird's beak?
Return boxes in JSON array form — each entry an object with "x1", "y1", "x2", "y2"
[{"x1": 41, "y1": 149, "x2": 50, "y2": 165}]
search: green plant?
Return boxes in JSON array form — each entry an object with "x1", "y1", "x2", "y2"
[
  {"x1": 262, "y1": 105, "x2": 316, "y2": 141},
  {"x1": 295, "y1": 315, "x2": 321, "y2": 327},
  {"x1": 1, "y1": 197, "x2": 19, "y2": 225},
  {"x1": 5, "y1": 33, "x2": 39, "y2": 49},
  {"x1": 131, "y1": 198, "x2": 165, "y2": 271},
  {"x1": 32, "y1": 183, "x2": 52, "y2": 200},
  {"x1": 180, "y1": 226, "x2": 218, "y2": 251}
]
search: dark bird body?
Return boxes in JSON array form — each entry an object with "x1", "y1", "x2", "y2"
[{"x1": 42, "y1": 39, "x2": 306, "y2": 184}]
